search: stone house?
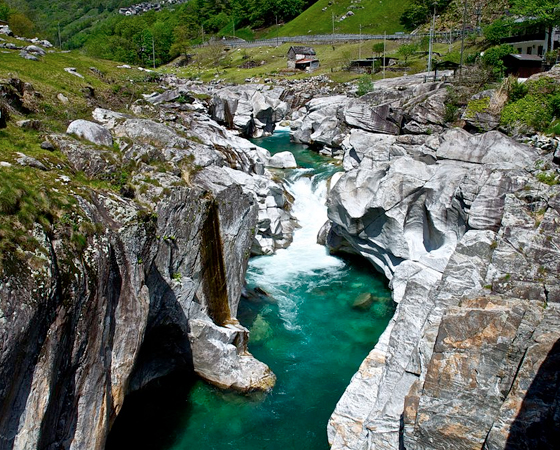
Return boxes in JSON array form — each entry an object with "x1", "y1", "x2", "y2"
[{"x1": 287, "y1": 46, "x2": 319, "y2": 71}]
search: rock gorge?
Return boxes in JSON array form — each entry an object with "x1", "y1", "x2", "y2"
[
  {"x1": 296, "y1": 71, "x2": 560, "y2": 449},
  {"x1": 1, "y1": 66, "x2": 559, "y2": 450},
  {"x1": 0, "y1": 81, "x2": 293, "y2": 449}
]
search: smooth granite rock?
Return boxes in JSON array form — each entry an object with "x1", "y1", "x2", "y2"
[
  {"x1": 211, "y1": 84, "x2": 289, "y2": 137},
  {"x1": 326, "y1": 123, "x2": 560, "y2": 450},
  {"x1": 0, "y1": 100, "x2": 282, "y2": 450},
  {"x1": 67, "y1": 119, "x2": 113, "y2": 147},
  {"x1": 267, "y1": 151, "x2": 297, "y2": 169}
]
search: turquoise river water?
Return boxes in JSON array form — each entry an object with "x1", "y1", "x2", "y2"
[{"x1": 106, "y1": 129, "x2": 394, "y2": 450}]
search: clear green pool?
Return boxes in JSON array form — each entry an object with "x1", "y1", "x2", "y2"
[{"x1": 106, "y1": 129, "x2": 393, "y2": 450}]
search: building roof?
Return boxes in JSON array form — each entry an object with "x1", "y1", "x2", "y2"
[
  {"x1": 434, "y1": 61, "x2": 461, "y2": 69},
  {"x1": 296, "y1": 58, "x2": 319, "y2": 64},
  {"x1": 289, "y1": 46, "x2": 316, "y2": 55},
  {"x1": 507, "y1": 54, "x2": 543, "y2": 62}
]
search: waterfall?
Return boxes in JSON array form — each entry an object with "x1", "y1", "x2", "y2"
[
  {"x1": 105, "y1": 131, "x2": 393, "y2": 450},
  {"x1": 248, "y1": 171, "x2": 345, "y2": 330}
]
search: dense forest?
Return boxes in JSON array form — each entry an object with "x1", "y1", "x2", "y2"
[{"x1": 1, "y1": 0, "x2": 317, "y2": 65}]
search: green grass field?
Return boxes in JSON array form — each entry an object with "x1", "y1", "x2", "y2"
[
  {"x1": 168, "y1": 37, "x2": 469, "y2": 84},
  {"x1": 271, "y1": 0, "x2": 409, "y2": 38}
]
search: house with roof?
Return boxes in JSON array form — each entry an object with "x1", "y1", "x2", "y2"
[
  {"x1": 503, "y1": 53, "x2": 545, "y2": 78},
  {"x1": 500, "y1": 17, "x2": 560, "y2": 57},
  {"x1": 287, "y1": 46, "x2": 319, "y2": 71}
]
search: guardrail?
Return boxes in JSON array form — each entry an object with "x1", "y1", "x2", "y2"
[{"x1": 202, "y1": 31, "x2": 467, "y2": 48}]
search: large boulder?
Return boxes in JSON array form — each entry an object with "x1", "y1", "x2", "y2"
[
  {"x1": 211, "y1": 85, "x2": 289, "y2": 137},
  {"x1": 267, "y1": 151, "x2": 297, "y2": 169},
  {"x1": 437, "y1": 128, "x2": 538, "y2": 168},
  {"x1": 343, "y1": 100, "x2": 403, "y2": 135},
  {"x1": 1, "y1": 101, "x2": 283, "y2": 450},
  {"x1": 326, "y1": 125, "x2": 560, "y2": 450},
  {"x1": 291, "y1": 95, "x2": 349, "y2": 147},
  {"x1": 25, "y1": 45, "x2": 46, "y2": 56},
  {"x1": 67, "y1": 119, "x2": 113, "y2": 147}
]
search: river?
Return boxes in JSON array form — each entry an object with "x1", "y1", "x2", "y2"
[{"x1": 106, "y1": 129, "x2": 393, "y2": 450}]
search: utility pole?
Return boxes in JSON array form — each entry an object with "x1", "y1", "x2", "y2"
[
  {"x1": 459, "y1": 0, "x2": 468, "y2": 77},
  {"x1": 359, "y1": 24, "x2": 362, "y2": 59},
  {"x1": 332, "y1": 11, "x2": 335, "y2": 46},
  {"x1": 427, "y1": 3, "x2": 436, "y2": 73},
  {"x1": 475, "y1": 5, "x2": 482, "y2": 34},
  {"x1": 152, "y1": 36, "x2": 155, "y2": 69},
  {"x1": 58, "y1": 22, "x2": 62, "y2": 49},
  {"x1": 383, "y1": 31, "x2": 386, "y2": 79},
  {"x1": 232, "y1": 17, "x2": 235, "y2": 38},
  {"x1": 276, "y1": 14, "x2": 279, "y2": 47}
]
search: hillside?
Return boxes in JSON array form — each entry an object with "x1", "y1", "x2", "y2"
[
  {"x1": 275, "y1": 0, "x2": 410, "y2": 37},
  {"x1": 5, "y1": 0, "x2": 139, "y2": 42}
]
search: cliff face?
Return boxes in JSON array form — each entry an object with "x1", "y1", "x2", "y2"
[
  {"x1": 0, "y1": 81, "x2": 286, "y2": 449},
  {"x1": 319, "y1": 75, "x2": 560, "y2": 449}
]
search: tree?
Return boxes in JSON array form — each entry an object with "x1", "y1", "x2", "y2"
[
  {"x1": 372, "y1": 42, "x2": 384, "y2": 57},
  {"x1": 483, "y1": 19, "x2": 513, "y2": 45},
  {"x1": 9, "y1": 12, "x2": 34, "y2": 37},
  {"x1": 0, "y1": 0, "x2": 9, "y2": 21},
  {"x1": 399, "y1": 0, "x2": 453, "y2": 31},
  {"x1": 397, "y1": 43, "x2": 417, "y2": 66},
  {"x1": 481, "y1": 44, "x2": 514, "y2": 79},
  {"x1": 400, "y1": 3, "x2": 428, "y2": 31},
  {"x1": 511, "y1": 0, "x2": 560, "y2": 53}
]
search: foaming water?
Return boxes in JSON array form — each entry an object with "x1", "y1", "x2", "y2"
[
  {"x1": 249, "y1": 172, "x2": 344, "y2": 330},
  {"x1": 106, "y1": 130, "x2": 394, "y2": 450},
  {"x1": 251, "y1": 173, "x2": 343, "y2": 283}
]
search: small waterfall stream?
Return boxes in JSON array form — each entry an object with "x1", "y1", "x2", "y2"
[{"x1": 106, "y1": 130, "x2": 394, "y2": 450}]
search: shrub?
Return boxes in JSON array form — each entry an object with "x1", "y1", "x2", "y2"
[
  {"x1": 501, "y1": 76, "x2": 560, "y2": 131},
  {"x1": 507, "y1": 77, "x2": 528, "y2": 103},
  {"x1": 483, "y1": 19, "x2": 513, "y2": 45},
  {"x1": 536, "y1": 172, "x2": 559, "y2": 185},
  {"x1": 501, "y1": 94, "x2": 552, "y2": 130},
  {"x1": 550, "y1": 94, "x2": 560, "y2": 117},
  {"x1": 481, "y1": 45, "x2": 515, "y2": 79},
  {"x1": 548, "y1": 121, "x2": 560, "y2": 136},
  {"x1": 356, "y1": 76, "x2": 374, "y2": 96},
  {"x1": 444, "y1": 103, "x2": 459, "y2": 122},
  {"x1": 526, "y1": 77, "x2": 558, "y2": 96}
]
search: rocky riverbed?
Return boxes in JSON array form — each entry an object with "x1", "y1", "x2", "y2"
[
  {"x1": 0, "y1": 78, "x2": 299, "y2": 449},
  {"x1": 289, "y1": 69, "x2": 560, "y2": 450},
  {"x1": 1, "y1": 64, "x2": 559, "y2": 450}
]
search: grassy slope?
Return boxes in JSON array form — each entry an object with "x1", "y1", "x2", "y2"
[
  {"x1": 167, "y1": 37, "x2": 472, "y2": 84},
  {"x1": 0, "y1": 36, "x2": 157, "y2": 128},
  {"x1": 0, "y1": 37, "x2": 162, "y2": 253},
  {"x1": 273, "y1": 0, "x2": 410, "y2": 38}
]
